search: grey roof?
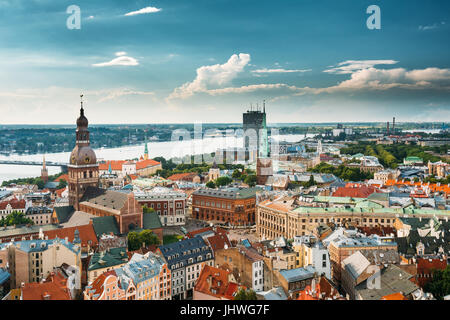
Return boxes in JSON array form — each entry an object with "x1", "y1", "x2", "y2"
[
  {"x1": 0, "y1": 224, "x2": 60, "y2": 238},
  {"x1": 81, "y1": 186, "x2": 129, "y2": 211},
  {"x1": 355, "y1": 265, "x2": 419, "y2": 300},
  {"x1": 158, "y1": 236, "x2": 213, "y2": 269},
  {"x1": 193, "y1": 187, "x2": 260, "y2": 199},
  {"x1": 25, "y1": 206, "x2": 52, "y2": 215},
  {"x1": 360, "y1": 249, "x2": 400, "y2": 265},
  {"x1": 0, "y1": 190, "x2": 12, "y2": 200},
  {"x1": 257, "y1": 286, "x2": 288, "y2": 300},
  {"x1": 279, "y1": 266, "x2": 316, "y2": 283}
]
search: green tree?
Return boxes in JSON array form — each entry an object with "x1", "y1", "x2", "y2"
[
  {"x1": 127, "y1": 231, "x2": 141, "y2": 251},
  {"x1": 234, "y1": 288, "x2": 257, "y2": 300},
  {"x1": 244, "y1": 175, "x2": 257, "y2": 187},
  {"x1": 215, "y1": 176, "x2": 232, "y2": 187},
  {"x1": 424, "y1": 265, "x2": 450, "y2": 300},
  {"x1": 232, "y1": 170, "x2": 242, "y2": 179},
  {"x1": 139, "y1": 230, "x2": 160, "y2": 247},
  {"x1": 57, "y1": 178, "x2": 67, "y2": 189},
  {"x1": 206, "y1": 181, "x2": 216, "y2": 188},
  {"x1": 0, "y1": 211, "x2": 34, "y2": 227}
]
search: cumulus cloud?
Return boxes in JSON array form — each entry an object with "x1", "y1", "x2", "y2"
[
  {"x1": 251, "y1": 68, "x2": 311, "y2": 74},
  {"x1": 168, "y1": 53, "x2": 251, "y2": 99},
  {"x1": 324, "y1": 60, "x2": 398, "y2": 74},
  {"x1": 92, "y1": 52, "x2": 139, "y2": 67},
  {"x1": 124, "y1": 6, "x2": 162, "y2": 16},
  {"x1": 193, "y1": 66, "x2": 450, "y2": 97},
  {"x1": 97, "y1": 88, "x2": 154, "y2": 102},
  {"x1": 317, "y1": 67, "x2": 450, "y2": 93}
]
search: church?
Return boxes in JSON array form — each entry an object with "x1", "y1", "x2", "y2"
[{"x1": 67, "y1": 97, "x2": 144, "y2": 234}]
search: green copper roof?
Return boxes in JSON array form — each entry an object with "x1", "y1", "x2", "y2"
[
  {"x1": 88, "y1": 247, "x2": 128, "y2": 271},
  {"x1": 143, "y1": 211, "x2": 163, "y2": 230},
  {"x1": 292, "y1": 206, "x2": 450, "y2": 216}
]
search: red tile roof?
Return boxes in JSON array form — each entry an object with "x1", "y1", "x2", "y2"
[
  {"x1": 205, "y1": 234, "x2": 232, "y2": 254},
  {"x1": 332, "y1": 185, "x2": 379, "y2": 198},
  {"x1": 22, "y1": 273, "x2": 71, "y2": 300},
  {"x1": 416, "y1": 257, "x2": 447, "y2": 288},
  {"x1": 385, "y1": 179, "x2": 450, "y2": 196},
  {"x1": 98, "y1": 160, "x2": 126, "y2": 171},
  {"x1": 99, "y1": 159, "x2": 161, "y2": 171},
  {"x1": 297, "y1": 276, "x2": 342, "y2": 300},
  {"x1": 0, "y1": 198, "x2": 26, "y2": 210},
  {"x1": 136, "y1": 159, "x2": 160, "y2": 170},
  {"x1": 167, "y1": 172, "x2": 199, "y2": 182},
  {"x1": 185, "y1": 226, "x2": 228, "y2": 239},
  {"x1": 194, "y1": 265, "x2": 244, "y2": 300},
  {"x1": 357, "y1": 226, "x2": 396, "y2": 237},
  {"x1": 43, "y1": 224, "x2": 98, "y2": 248},
  {"x1": 54, "y1": 174, "x2": 69, "y2": 182}
]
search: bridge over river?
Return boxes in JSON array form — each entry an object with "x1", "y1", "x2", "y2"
[{"x1": 0, "y1": 160, "x2": 68, "y2": 171}]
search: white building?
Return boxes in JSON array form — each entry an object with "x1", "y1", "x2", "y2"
[{"x1": 135, "y1": 187, "x2": 187, "y2": 226}]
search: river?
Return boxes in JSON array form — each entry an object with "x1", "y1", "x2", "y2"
[{"x1": 0, "y1": 133, "x2": 314, "y2": 183}]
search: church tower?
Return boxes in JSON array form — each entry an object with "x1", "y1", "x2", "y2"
[
  {"x1": 41, "y1": 155, "x2": 48, "y2": 184},
  {"x1": 68, "y1": 95, "x2": 99, "y2": 211}
]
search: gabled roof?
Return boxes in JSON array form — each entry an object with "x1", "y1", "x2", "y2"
[
  {"x1": 53, "y1": 205, "x2": 75, "y2": 224},
  {"x1": 194, "y1": 265, "x2": 243, "y2": 299},
  {"x1": 44, "y1": 224, "x2": 98, "y2": 248},
  {"x1": 355, "y1": 265, "x2": 419, "y2": 300},
  {"x1": 22, "y1": 273, "x2": 71, "y2": 300},
  {"x1": 86, "y1": 270, "x2": 117, "y2": 299},
  {"x1": 0, "y1": 198, "x2": 26, "y2": 210},
  {"x1": 342, "y1": 251, "x2": 371, "y2": 281}
]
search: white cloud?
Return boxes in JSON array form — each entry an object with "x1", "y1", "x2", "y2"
[
  {"x1": 207, "y1": 83, "x2": 301, "y2": 95},
  {"x1": 97, "y1": 88, "x2": 154, "y2": 102},
  {"x1": 317, "y1": 67, "x2": 450, "y2": 93},
  {"x1": 251, "y1": 68, "x2": 311, "y2": 74},
  {"x1": 419, "y1": 22, "x2": 445, "y2": 31},
  {"x1": 92, "y1": 53, "x2": 139, "y2": 67},
  {"x1": 324, "y1": 60, "x2": 398, "y2": 74},
  {"x1": 194, "y1": 66, "x2": 450, "y2": 97},
  {"x1": 168, "y1": 53, "x2": 251, "y2": 99},
  {"x1": 124, "y1": 6, "x2": 162, "y2": 16}
]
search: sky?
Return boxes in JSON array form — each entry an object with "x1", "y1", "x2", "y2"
[{"x1": 0, "y1": 0, "x2": 449, "y2": 124}]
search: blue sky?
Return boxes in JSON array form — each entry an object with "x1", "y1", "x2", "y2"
[{"x1": 0, "y1": 0, "x2": 449, "y2": 124}]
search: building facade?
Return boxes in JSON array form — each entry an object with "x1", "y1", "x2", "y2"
[
  {"x1": 192, "y1": 188, "x2": 258, "y2": 226},
  {"x1": 135, "y1": 188, "x2": 187, "y2": 226}
]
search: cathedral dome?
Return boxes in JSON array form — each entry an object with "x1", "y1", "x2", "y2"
[{"x1": 69, "y1": 145, "x2": 97, "y2": 166}]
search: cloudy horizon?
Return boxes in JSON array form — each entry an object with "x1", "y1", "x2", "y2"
[{"x1": 0, "y1": 0, "x2": 449, "y2": 124}]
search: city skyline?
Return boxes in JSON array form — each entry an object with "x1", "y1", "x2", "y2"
[{"x1": 0, "y1": 0, "x2": 449, "y2": 124}]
